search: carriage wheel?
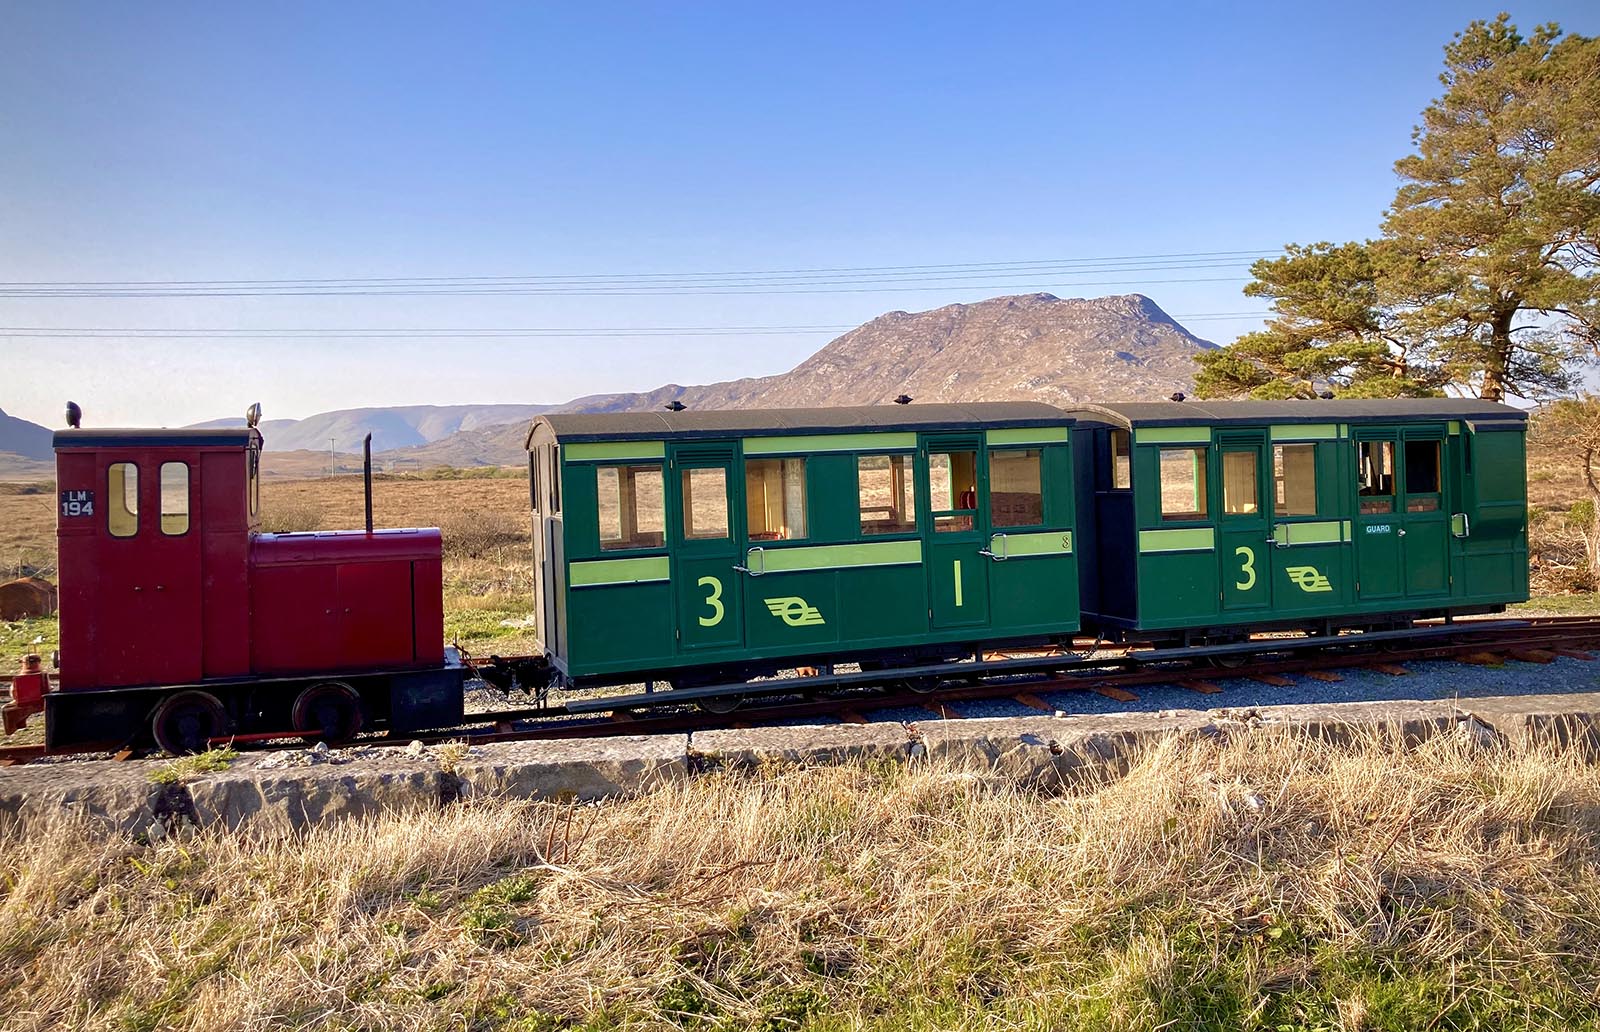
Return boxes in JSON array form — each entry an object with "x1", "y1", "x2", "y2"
[
  {"x1": 292, "y1": 682, "x2": 365, "y2": 744},
  {"x1": 151, "y1": 690, "x2": 229, "y2": 755},
  {"x1": 696, "y1": 694, "x2": 743, "y2": 715}
]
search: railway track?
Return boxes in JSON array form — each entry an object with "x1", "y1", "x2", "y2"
[{"x1": 5, "y1": 614, "x2": 1597, "y2": 767}]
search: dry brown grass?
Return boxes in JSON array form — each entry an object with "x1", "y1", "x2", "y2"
[{"x1": 5, "y1": 731, "x2": 1600, "y2": 1030}]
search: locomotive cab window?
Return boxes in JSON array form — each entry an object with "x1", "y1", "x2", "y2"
[
  {"x1": 160, "y1": 462, "x2": 190, "y2": 536},
  {"x1": 1405, "y1": 439, "x2": 1441, "y2": 512},
  {"x1": 596, "y1": 464, "x2": 664, "y2": 550},
  {"x1": 1274, "y1": 444, "x2": 1318, "y2": 516},
  {"x1": 247, "y1": 447, "x2": 260, "y2": 519},
  {"x1": 1357, "y1": 441, "x2": 1395, "y2": 514},
  {"x1": 929, "y1": 450, "x2": 978, "y2": 532},
  {"x1": 680, "y1": 467, "x2": 730, "y2": 540},
  {"x1": 859, "y1": 453, "x2": 917, "y2": 535},
  {"x1": 108, "y1": 462, "x2": 139, "y2": 538},
  {"x1": 746, "y1": 458, "x2": 807, "y2": 541},
  {"x1": 1158, "y1": 447, "x2": 1208, "y2": 521},
  {"x1": 989, "y1": 448, "x2": 1043, "y2": 528}
]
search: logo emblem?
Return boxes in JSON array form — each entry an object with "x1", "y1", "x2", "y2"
[
  {"x1": 1285, "y1": 566, "x2": 1333, "y2": 593},
  {"x1": 764, "y1": 596, "x2": 825, "y2": 627}
]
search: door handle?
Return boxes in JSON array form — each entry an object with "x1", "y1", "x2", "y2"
[
  {"x1": 734, "y1": 546, "x2": 765, "y2": 576},
  {"x1": 980, "y1": 534, "x2": 1008, "y2": 561},
  {"x1": 1397, "y1": 528, "x2": 1407, "y2": 537}
]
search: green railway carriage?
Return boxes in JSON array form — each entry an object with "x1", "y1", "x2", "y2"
[
  {"x1": 524, "y1": 404, "x2": 1081, "y2": 687},
  {"x1": 1069, "y1": 399, "x2": 1529, "y2": 642}
]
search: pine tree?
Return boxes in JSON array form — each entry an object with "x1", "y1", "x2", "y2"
[{"x1": 1198, "y1": 16, "x2": 1600, "y2": 401}]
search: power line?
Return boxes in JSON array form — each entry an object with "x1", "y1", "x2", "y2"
[
  {"x1": 0, "y1": 249, "x2": 1278, "y2": 289},
  {"x1": 0, "y1": 274, "x2": 1254, "y2": 300},
  {"x1": 0, "y1": 311, "x2": 1273, "y2": 340}
]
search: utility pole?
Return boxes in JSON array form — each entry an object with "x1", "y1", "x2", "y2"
[{"x1": 329, "y1": 438, "x2": 336, "y2": 478}]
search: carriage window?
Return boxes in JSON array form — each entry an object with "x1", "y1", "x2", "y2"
[
  {"x1": 1110, "y1": 430, "x2": 1131, "y2": 489},
  {"x1": 1405, "y1": 439, "x2": 1441, "y2": 511},
  {"x1": 745, "y1": 458, "x2": 807, "y2": 541},
  {"x1": 989, "y1": 449, "x2": 1043, "y2": 528},
  {"x1": 1222, "y1": 451, "x2": 1257, "y2": 515},
  {"x1": 930, "y1": 450, "x2": 978, "y2": 532},
  {"x1": 160, "y1": 462, "x2": 189, "y2": 536},
  {"x1": 1357, "y1": 441, "x2": 1394, "y2": 514},
  {"x1": 681, "y1": 467, "x2": 730, "y2": 540},
  {"x1": 108, "y1": 462, "x2": 139, "y2": 537},
  {"x1": 549, "y1": 446, "x2": 561, "y2": 513},
  {"x1": 596, "y1": 464, "x2": 664, "y2": 550},
  {"x1": 1274, "y1": 444, "x2": 1318, "y2": 516},
  {"x1": 859, "y1": 454, "x2": 917, "y2": 535},
  {"x1": 1158, "y1": 448, "x2": 1208, "y2": 521}
]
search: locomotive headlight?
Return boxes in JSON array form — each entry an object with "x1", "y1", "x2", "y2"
[{"x1": 246, "y1": 402, "x2": 262, "y2": 428}]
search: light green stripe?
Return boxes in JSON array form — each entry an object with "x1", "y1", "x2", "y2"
[
  {"x1": 1270, "y1": 423, "x2": 1339, "y2": 441},
  {"x1": 1449, "y1": 421, "x2": 1460, "y2": 435},
  {"x1": 1135, "y1": 427, "x2": 1210, "y2": 445},
  {"x1": 744, "y1": 432, "x2": 917, "y2": 455},
  {"x1": 569, "y1": 556, "x2": 669, "y2": 587},
  {"x1": 1276, "y1": 521, "x2": 1343, "y2": 546},
  {"x1": 756, "y1": 539, "x2": 922, "y2": 572},
  {"x1": 565, "y1": 441, "x2": 666, "y2": 462},
  {"x1": 985, "y1": 427, "x2": 1070, "y2": 446},
  {"x1": 991, "y1": 530, "x2": 1073, "y2": 557},
  {"x1": 1342, "y1": 519, "x2": 1352, "y2": 542},
  {"x1": 1138, "y1": 527, "x2": 1215, "y2": 552}
]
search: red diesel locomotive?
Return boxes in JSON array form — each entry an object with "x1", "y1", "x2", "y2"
[{"x1": 6, "y1": 412, "x2": 465, "y2": 753}]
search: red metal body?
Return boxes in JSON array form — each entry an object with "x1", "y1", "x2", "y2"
[
  {"x1": 51, "y1": 428, "x2": 444, "y2": 693},
  {"x1": 250, "y1": 529, "x2": 445, "y2": 674}
]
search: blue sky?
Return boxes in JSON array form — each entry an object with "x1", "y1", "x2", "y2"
[{"x1": 2, "y1": 2, "x2": 1594, "y2": 429}]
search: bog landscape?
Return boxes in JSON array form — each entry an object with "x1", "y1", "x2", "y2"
[{"x1": 4, "y1": 8, "x2": 1600, "y2": 1032}]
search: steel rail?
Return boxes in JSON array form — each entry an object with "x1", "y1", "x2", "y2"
[{"x1": 5, "y1": 616, "x2": 1600, "y2": 766}]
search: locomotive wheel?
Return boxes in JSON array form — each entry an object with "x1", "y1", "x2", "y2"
[
  {"x1": 151, "y1": 690, "x2": 229, "y2": 755},
  {"x1": 292, "y1": 682, "x2": 365, "y2": 744}
]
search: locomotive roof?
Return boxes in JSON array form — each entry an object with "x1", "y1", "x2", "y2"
[
  {"x1": 1070, "y1": 398, "x2": 1528, "y2": 428},
  {"x1": 53, "y1": 427, "x2": 262, "y2": 449},
  {"x1": 528, "y1": 402, "x2": 1071, "y2": 445}
]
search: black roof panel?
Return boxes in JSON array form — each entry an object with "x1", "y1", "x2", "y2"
[
  {"x1": 531, "y1": 402, "x2": 1072, "y2": 445},
  {"x1": 1070, "y1": 398, "x2": 1528, "y2": 428},
  {"x1": 54, "y1": 427, "x2": 262, "y2": 449}
]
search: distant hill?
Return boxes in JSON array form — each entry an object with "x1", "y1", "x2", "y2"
[
  {"x1": 0, "y1": 408, "x2": 53, "y2": 461},
  {"x1": 393, "y1": 292, "x2": 1217, "y2": 468},
  {"x1": 190, "y1": 403, "x2": 559, "y2": 453},
  {"x1": 565, "y1": 292, "x2": 1215, "y2": 413}
]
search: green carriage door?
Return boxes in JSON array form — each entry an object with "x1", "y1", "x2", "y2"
[
  {"x1": 1354, "y1": 428, "x2": 1449, "y2": 600},
  {"x1": 671, "y1": 446, "x2": 745, "y2": 650},
  {"x1": 924, "y1": 436, "x2": 991, "y2": 629},
  {"x1": 1217, "y1": 431, "x2": 1272, "y2": 613},
  {"x1": 1398, "y1": 429, "x2": 1450, "y2": 597},
  {"x1": 1354, "y1": 433, "x2": 1404, "y2": 600}
]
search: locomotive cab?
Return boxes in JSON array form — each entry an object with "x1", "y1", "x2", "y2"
[{"x1": 54, "y1": 427, "x2": 262, "y2": 692}]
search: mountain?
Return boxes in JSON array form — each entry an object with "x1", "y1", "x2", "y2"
[
  {"x1": 392, "y1": 292, "x2": 1217, "y2": 468},
  {"x1": 190, "y1": 403, "x2": 559, "y2": 453},
  {"x1": 0, "y1": 407, "x2": 54, "y2": 462},
  {"x1": 563, "y1": 293, "x2": 1215, "y2": 413}
]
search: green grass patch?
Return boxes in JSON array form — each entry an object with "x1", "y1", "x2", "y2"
[
  {"x1": 1513, "y1": 592, "x2": 1600, "y2": 615},
  {"x1": 150, "y1": 747, "x2": 239, "y2": 784}
]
